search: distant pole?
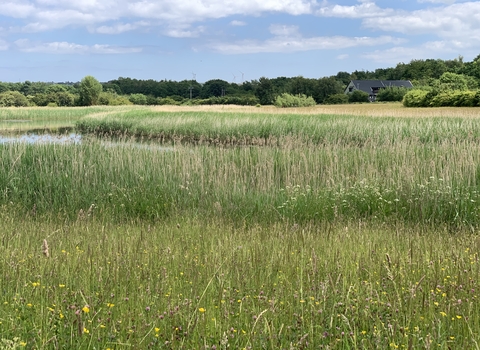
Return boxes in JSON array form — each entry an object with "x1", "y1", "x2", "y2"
[{"x1": 189, "y1": 86, "x2": 193, "y2": 99}]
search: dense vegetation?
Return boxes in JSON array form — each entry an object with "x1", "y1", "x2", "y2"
[
  {"x1": 2, "y1": 106, "x2": 480, "y2": 347},
  {"x1": 1, "y1": 54, "x2": 480, "y2": 107}
]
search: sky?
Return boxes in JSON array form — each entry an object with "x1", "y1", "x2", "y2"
[{"x1": 1, "y1": 0, "x2": 480, "y2": 83}]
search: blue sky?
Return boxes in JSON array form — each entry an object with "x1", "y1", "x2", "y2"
[{"x1": 0, "y1": 0, "x2": 479, "y2": 83}]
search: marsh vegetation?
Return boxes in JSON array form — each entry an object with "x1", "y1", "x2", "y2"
[{"x1": 1, "y1": 105, "x2": 480, "y2": 348}]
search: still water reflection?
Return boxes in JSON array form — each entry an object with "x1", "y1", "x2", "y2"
[{"x1": 0, "y1": 133, "x2": 82, "y2": 144}]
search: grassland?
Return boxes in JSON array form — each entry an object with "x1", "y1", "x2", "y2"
[{"x1": 1, "y1": 104, "x2": 480, "y2": 348}]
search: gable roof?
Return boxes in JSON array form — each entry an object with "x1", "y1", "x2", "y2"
[{"x1": 347, "y1": 80, "x2": 413, "y2": 95}]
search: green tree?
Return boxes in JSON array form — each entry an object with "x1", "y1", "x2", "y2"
[
  {"x1": 201, "y1": 79, "x2": 229, "y2": 98},
  {"x1": 348, "y1": 90, "x2": 369, "y2": 103},
  {"x1": 314, "y1": 77, "x2": 344, "y2": 103},
  {"x1": 376, "y1": 87, "x2": 409, "y2": 102},
  {"x1": 129, "y1": 93, "x2": 147, "y2": 105},
  {"x1": 0, "y1": 91, "x2": 29, "y2": 107},
  {"x1": 324, "y1": 93, "x2": 349, "y2": 104},
  {"x1": 255, "y1": 77, "x2": 276, "y2": 105},
  {"x1": 78, "y1": 75, "x2": 103, "y2": 106}
]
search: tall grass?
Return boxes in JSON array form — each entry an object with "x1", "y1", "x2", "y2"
[
  {"x1": 1, "y1": 217, "x2": 480, "y2": 348},
  {"x1": 0, "y1": 106, "x2": 140, "y2": 132},
  {"x1": 75, "y1": 110, "x2": 480, "y2": 146},
  {"x1": 1, "y1": 130, "x2": 480, "y2": 228},
  {"x1": 3, "y1": 106, "x2": 480, "y2": 347}
]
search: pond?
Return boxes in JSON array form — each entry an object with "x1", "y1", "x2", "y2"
[
  {"x1": 0, "y1": 132, "x2": 174, "y2": 151},
  {"x1": 0, "y1": 133, "x2": 82, "y2": 145}
]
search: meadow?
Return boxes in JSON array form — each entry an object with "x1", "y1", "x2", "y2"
[{"x1": 1, "y1": 104, "x2": 480, "y2": 348}]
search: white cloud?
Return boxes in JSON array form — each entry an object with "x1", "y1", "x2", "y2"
[
  {"x1": 317, "y1": 1, "x2": 394, "y2": 18},
  {"x1": 0, "y1": 39, "x2": 9, "y2": 51},
  {"x1": 4, "y1": 0, "x2": 318, "y2": 34},
  {"x1": 337, "y1": 53, "x2": 349, "y2": 60},
  {"x1": 209, "y1": 34, "x2": 403, "y2": 54},
  {"x1": 230, "y1": 20, "x2": 246, "y2": 26},
  {"x1": 363, "y1": 2, "x2": 480, "y2": 38},
  {"x1": 164, "y1": 26, "x2": 206, "y2": 38},
  {"x1": 14, "y1": 39, "x2": 142, "y2": 54},
  {"x1": 269, "y1": 24, "x2": 301, "y2": 37},
  {"x1": 361, "y1": 38, "x2": 470, "y2": 64},
  {"x1": 418, "y1": 0, "x2": 457, "y2": 4},
  {"x1": 95, "y1": 23, "x2": 140, "y2": 34},
  {"x1": 0, "y1": 1, "x2": 36, "y2": 18}
]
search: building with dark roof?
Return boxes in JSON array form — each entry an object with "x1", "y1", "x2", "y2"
[{"x1": 345, "y1": 80, "x2": 413, "y2": 101}]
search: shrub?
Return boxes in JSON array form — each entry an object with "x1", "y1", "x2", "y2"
[
  {"x1": 129, "y1": 93, "x2": 147, "y2": 105},
  {"x1": 46, "y1": 102, "x2": 58, "y2": 107},
  {"x1": 376, "y1": 87, "x2": 409, "y2": 102},
  {"x1": 157, "y1": 97, "x2": 180, "y2": 105},
  {"x1": 274, "y1": 93, "x2": 316, "y2": 108},
  {"x1": 347, "y1": 90, "x2": 369, "y2": 103},
  {"x1": 402, "y1": 90, "x2": 429, "y2": 107},
  {"x1": 193, "y1": 96, "x2": 260, "y2": 106},
  {"x1": 98, "y1": 92, "x2": 132, "y2": 106},
  {"x1": 0, "y1": 91, "x2": 29, "y2": 107},
  {"x1": 429, "y1": 90, "x2": 476, "y2": 107},
  {"x1": 475, "y1": 91, "x2": 480, "y2": 107},
  {"x1": 323, "y1": 93, "x2": 349, "y2": 105}
]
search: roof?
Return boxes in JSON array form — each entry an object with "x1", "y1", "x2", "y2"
[{"x1": 348, "y1": 80, "x2": 413, "y2": 94}]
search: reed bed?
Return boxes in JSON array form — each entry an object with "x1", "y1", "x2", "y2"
[
  {"x1": 75, "y1": 108, "x2": 480, "y2": 147},
  {"x1": 0, "y1": 106, "x2": 140, "y2": 132}
]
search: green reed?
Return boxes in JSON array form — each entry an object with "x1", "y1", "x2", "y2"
[{"x1": 1, "y1": 132, "x2": 480, "y2": 228}]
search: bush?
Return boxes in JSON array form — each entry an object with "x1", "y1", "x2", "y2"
[
  {"x1": 323, "y1": 93, "x2": 349, "y2": 105},
  {"x1": 348, "y1": 90, "x2": 370, "y2": 103},
  {"x1": 157, "y1": 97, "x2": 180, "y2": 105},
  {"x1": 274, "y1": 93, "x2": 316, "y2": 108},
  {"x1": 429, "y1": 90, "x2": 476, "y2": 107},
  {"x1": 192, "y1": 96, "x2": 260, "y2": 106},
  {"x1": 129, "y1": 93, "x2": 148, "y2": 105},
  {"x1": 0, "y1": 91, "x2": 29, "y2": 107},
  {"x1": 402, "y1": 90, "x2": 429, "y2": 107},
  {"x1": 376, "y1": 87, "x2": 409, "y2": 102},
  {"x1": 98, "y1": 92, "x2": 132, "y2": 106},
  {"x1": 475, "y1": 91, "x2": 480, "y2": 107}
]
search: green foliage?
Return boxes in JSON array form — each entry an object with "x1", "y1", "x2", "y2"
[
  {"x1": 78, "y1": 75, "x2": 103, "y2": 106},
  {"x1": 348, "y1": 90, "x2": 369, "y2": 103},
  {"x1": 98, "y1": 92, "x2": 132, "y2": 106},
  {"x1": 403, "y1": 85, "x2": 480, "y2": 107},
  {"x1": 313, "y1": 77, "x2": 345, "y2": 103},
  {"x1": 192, "y1": 96, "x2": 259, "y2": 106},
  {"x1": 323, "y1": 93, "x2": 349, "y2": 104},
  {"x1": 200, "y1": 79, "x2": 230, "y2": 98},
  {"x1": 129, "y1": 93, "x2": 148, "y2": 105},
  {"x1": 274, "y1": 93, "x2": 316, "y2": 108},
  {"x1": 437, "y1": 72, "x2": 469, "y2": 91},
  {"x1": 0, "y1": 91, "x2": 29, "y2": 107},
  {"x1": 157, "y1": 97, "x2": 180, "y2": 105},
  {"x1": 376, "y1": 86, "x2": 409, "y2": 102},
  {"x1": 255, "y1": 77, "x2": 276, "y2": 105},
  {"x1": 402, "y1": 89, "x2": 429, "y2": 107}
]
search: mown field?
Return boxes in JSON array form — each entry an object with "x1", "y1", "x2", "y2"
[{"x1": 1, "y1": 104, "x2": 480, "y2": 349}]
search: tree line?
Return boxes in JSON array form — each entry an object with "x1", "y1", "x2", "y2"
[{"x1": 1, "y1": 54, "x2": 479, "y2": 107}]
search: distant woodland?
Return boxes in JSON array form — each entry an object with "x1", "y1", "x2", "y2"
[{"x1": 1, "y1": 54, "x2": 480, "y2": 107}]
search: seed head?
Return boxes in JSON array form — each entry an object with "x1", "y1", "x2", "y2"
[{"x1": 42, "y1": 239, "x2": 49, "y2": 258}]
